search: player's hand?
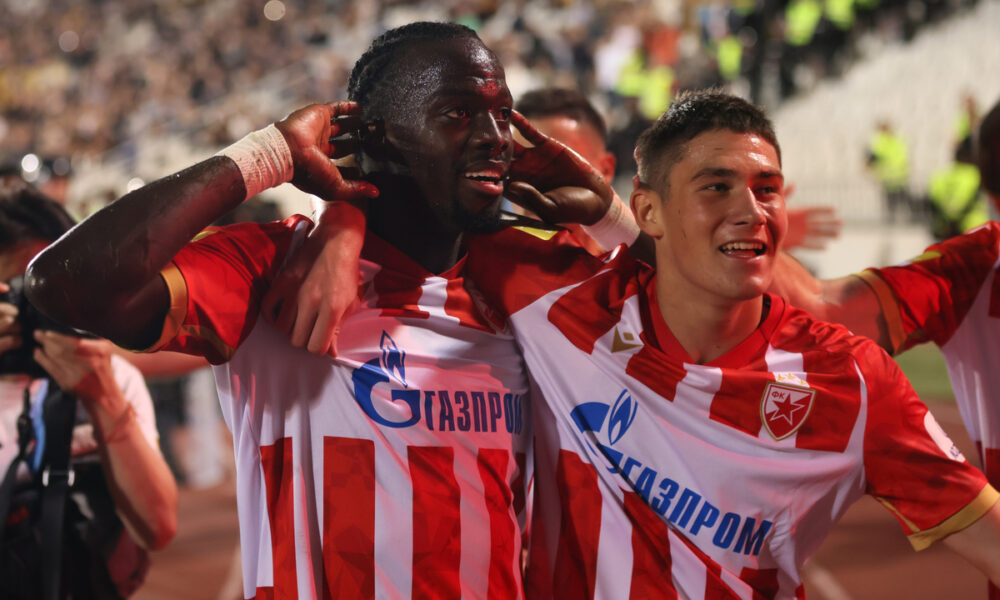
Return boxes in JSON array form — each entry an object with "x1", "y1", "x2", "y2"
[
  {"x1": 784, "y1": 206, "x2": 843, "y2": 251},
  {"x1": 508, "y1": 111, "x2": 614, "y2": 225},
  {"x1": 275, "y1": 101, "x2": 380, "y2": 201},
  {"x1": 33, "y1": 330, "x2": 117, "y2": 403},
  {"x1": 261, "y1": 202, "x2": 365, "y2": 357},
  {"x1": 505, "y1": 183, "x2": 608, "y2": 226}
]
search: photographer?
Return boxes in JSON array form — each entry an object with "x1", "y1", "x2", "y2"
[{"x1": 0, "y1": 179, "x2": 177, "y2": 598}]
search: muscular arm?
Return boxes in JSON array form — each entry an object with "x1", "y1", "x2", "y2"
[
  {"x1": 27, "y1": 158, "x2": 243, "y2": 349},
  {"x1": 26, "y1": 102, "x2": 375, "y2": 350}
]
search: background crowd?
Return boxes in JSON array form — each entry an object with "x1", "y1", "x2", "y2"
[
  {"x1": 1, "y1": 0, "x2": 985, "y2": 209},
  {"x1": 2, "y1": 1, "x2": 999, "y2": 598}
]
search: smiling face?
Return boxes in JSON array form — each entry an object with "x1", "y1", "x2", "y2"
[
  {"x1": 376, "y1": 36, "x2": 514, "y2": 234},
  {"x1": 636, "y1": 129, "x2": 786, "y2": 305}
]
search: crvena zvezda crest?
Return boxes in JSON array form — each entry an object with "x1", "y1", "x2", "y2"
[{"x1": 760, "y1": 381, "x2": 815, "y2": 440}]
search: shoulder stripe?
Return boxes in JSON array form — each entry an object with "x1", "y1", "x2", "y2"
[
  {"x1": 856, "y1": 270, "x2": 907, "y2": 355},
  {"x1": 144, "y1": 262, "x2": 189, "y2": 352}
]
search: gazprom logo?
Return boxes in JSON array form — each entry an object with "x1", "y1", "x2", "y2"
[
  {"x1": 352, "y1": 331, "x2": 420, "y2": 428},
  {"x1": 569, "y1": 389, "x2": 637, "y2": 450}
]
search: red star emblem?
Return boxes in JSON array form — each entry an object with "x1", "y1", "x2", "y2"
[
  {"x1": 768, "y1": 395, "x2": 805, "y2": 425},
  {"x1": 760, "y1": 382, "x2": 816, "y2": 440}
]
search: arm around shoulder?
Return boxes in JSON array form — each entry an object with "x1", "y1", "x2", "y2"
[{"x1": 769, "y1": 253, "x2": 893, "y2": 352}]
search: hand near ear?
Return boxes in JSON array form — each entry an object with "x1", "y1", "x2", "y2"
[{"x1": 508, "y1": 111, "x2": 614, "y2": 225}]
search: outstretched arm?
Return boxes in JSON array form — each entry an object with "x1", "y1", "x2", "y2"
[
  {"x1": 26, "y1": 102, "x2": 376, "y2": 350},
  {"x1": 768, "y1": 252, "x2": 891, "y2": 351}
]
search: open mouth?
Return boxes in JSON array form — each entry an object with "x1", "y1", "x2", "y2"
[
  {"x1": 465, "y1": 171, "x2": 503, "y2": 185},
  {"x1": 463, "y1": 168, "x2": 506, "y2": 196},
  {"x1": 719, "y1": 241, "x2": 767, "y2": 258}
]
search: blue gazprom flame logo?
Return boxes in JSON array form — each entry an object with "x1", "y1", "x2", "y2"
[
  {"x1": 570, "y1": 389, "x2": 639, "y2": 476},
  {"x1": 379, "y1": 331, "x2": 407, "y2": 387},
  {"x1": 352, "y1": 332, "x2": 420, "y2": 428},
  {"x1": 607, "y1": 389, "x2": 637, "y2": 445},
  {"x1": 570, "y1": 389, "x2": 637, "y2": 448}
]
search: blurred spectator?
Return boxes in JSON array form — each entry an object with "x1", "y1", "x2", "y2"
[
  {"x1": 780, "y1": 0, "x2": 823, "y2": 98},
  {"x1": 0, "y1": 178, "x2": 176, "y2": 598},
  {"x1": 954, "y1": 92, "x2": 980, "y2": 145},
  {"x1": 866, "y1": 119, "x2": 914, "y2": 223},
  {"x1": 927, "y1": 137, "x2": 985, "y2": 240}
]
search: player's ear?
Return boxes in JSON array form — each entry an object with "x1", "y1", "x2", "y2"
[{"x1": 631, "y1": 178, "x2": 664, "y2": 238}]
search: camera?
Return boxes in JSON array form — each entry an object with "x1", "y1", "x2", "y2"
[{"x1": 0, "y1": 275, "x2": 80, "y2": 377}]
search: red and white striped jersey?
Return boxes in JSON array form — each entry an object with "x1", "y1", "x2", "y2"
[
  {"x1": 152, "y1": 216, "x2": 531, "y2": 600},
  {"x1": 467, "y1": 228, "x2": 995, "y2": 600},
  {"x1": 861, "y1": 221, "x2": 1000, "y2": 490}
]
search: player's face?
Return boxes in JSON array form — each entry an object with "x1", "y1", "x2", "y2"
[
  {"x1": 383, "y1": 37, "x2": 514, "y2": 234},
  {"x1": 650, "y1": 129, "x2": 786, "y2": 305},
  {"x1": 520, "y1": 115, "x2": 616, "y2": 180}
]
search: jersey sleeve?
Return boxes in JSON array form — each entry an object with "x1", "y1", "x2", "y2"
[
  {"x1": 859, "y1": 221, "x2": 1000, "y2": 353},
  {"x1": 858, "y1": 339, "x2": 997, "y2": 550},
  {"x1": 466, "y1": 226, "x2": 625, "y2": 317},
  {"x1": 147, "y1": 215, "x2": 312, "y2": 364}
]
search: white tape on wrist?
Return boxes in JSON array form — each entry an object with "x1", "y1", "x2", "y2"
[
  {"x1": 582, "y1": 193, "x2": 640, "y2": 251},
  {"x1": 216, "y1": 124, "x2": 294, "y2": 199}
]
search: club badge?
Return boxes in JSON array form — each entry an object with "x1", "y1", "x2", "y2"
[{"x1": 760, "y1": 380, "x2": 815, "y2": 440}]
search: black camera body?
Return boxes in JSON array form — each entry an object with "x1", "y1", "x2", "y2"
[{"x1": 0, "y1": 275, "x2": 79, "y2": 378}]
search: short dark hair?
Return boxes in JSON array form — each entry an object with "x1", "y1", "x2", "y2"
[
  {"x1": 0, "y1": 179, "x2": 75, "y2": 250},
  {"x1": 634, "y1": 90, "x2": 780, "y2": 193},
  {"x1": 515, "y1": 88, "x2": 608, "y2": 143},
  {"x1": 979, "y1": 97, "x2": 1000, "y2": 197},
  {"x1": 348, "y1": 22, "x2": 480, "y2": 118}
]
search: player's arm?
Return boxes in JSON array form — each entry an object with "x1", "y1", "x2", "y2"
[
  {"x1": 768, "y1": 252, "x2": 892, "y2": 352},
  {"x1": 261, "y1": 200, "x2": 366, "y2": 356},
  {"x1": 941, "y1": 499, "x2": 1000, "y2": 585},
  {"x1": 26, "y1": 102, "x2": 377, "y2": 350}
]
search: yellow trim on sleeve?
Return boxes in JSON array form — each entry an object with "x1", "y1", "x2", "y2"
[
  {"x1": 191, "y1": 228, "x2": 221, "y2": 242},
  {"x1": 143, "y1": 262, "x2": 189, "y2": 352},
  {"x1": 908, "y1": 250, "x2": 942, "y2": 264},
  {"x1": 890, "y1": 484, "x2": 1000, "y2": 551},
  {"x1": 513, "y1": 225, "x2": 560, "y2": 241},
  {"x1": 855, "y1": 270, "x2": 907, "y2": 354}
]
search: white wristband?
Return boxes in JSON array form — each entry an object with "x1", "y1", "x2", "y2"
[
  {"x1": 216, "y1": 124, "x2": 294, "y2": 199},
  {"x1": 582, "y1": 193, "x2": 640, "y2": 251}
]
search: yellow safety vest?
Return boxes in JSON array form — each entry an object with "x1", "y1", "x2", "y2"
[
  {"x1": 869, "y1": 131, "x2": 909, "y2": 191},
  {"x1": 929, "y1": 162, "x2": 986, "y2": 233},
  {"x1": 785, "y1": 0, "x2": 823, "y2": 46}
]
